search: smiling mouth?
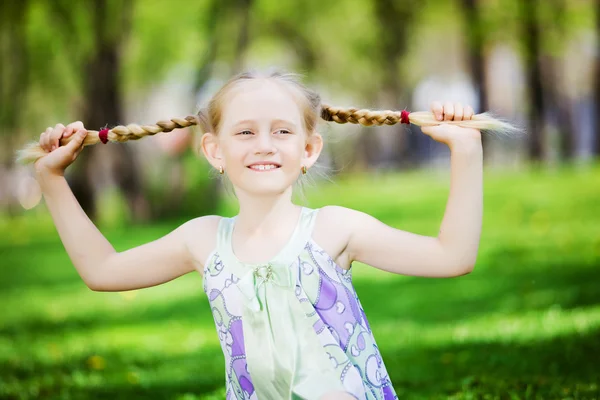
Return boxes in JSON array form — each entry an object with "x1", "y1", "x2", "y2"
[{"x1": 247, "y1": 164, "x2": 281, "y2": 171}]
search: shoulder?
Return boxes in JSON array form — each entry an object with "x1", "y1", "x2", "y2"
[
  {"x1": 315, "y1": 205, "x2": 371, "y2": 240},
  {"x1": 312, "y1": 205, "x2": 364, "y2": 269},
  {"x1": 182, "y1": 214, "x2": 223, "y2": 230},
  {"x1": 316, "y1": 205, "x2": 366, "y2": 227},
  {"x1": 179, "y1": 215, "x2": 223, "y2": 271}
]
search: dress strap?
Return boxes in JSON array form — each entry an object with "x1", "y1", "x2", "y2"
[
  {"x1": 279, "y1": 207, "x2": 319, "y2": 264},
  {"x1": 216, "y1": 215, "x2": 235, "y2": 257}
]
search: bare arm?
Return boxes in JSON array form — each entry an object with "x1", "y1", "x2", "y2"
[
  {"x1": 340, "y1": 140, "x2": 482, "y2": 277},
  {"x1": 336, "y1": 101, "x2": 484, "y2": 277},
  {"x1": 37, "y1": 172, "x2": 199, "y2": 292}
]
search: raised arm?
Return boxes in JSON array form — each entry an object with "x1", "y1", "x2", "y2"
[
  {"x1": 37, "y1": 172, "x2": 204, "y2": 291},
  {"x1": 32, "y1": 121, "x2": 205, "y2": 292},
  {"x1": 341, "y1": 101, "x2": 483, "y2": 277}
]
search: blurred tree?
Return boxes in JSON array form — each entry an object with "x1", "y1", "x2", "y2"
[
  {"x1": 461, "y1": 0, "x2": 491, "y2": 159},
  {"x1": 193, "y1": 0, "x2": 254, "y2": 86},
  {"x1": 48, "y1": 0, "x2": 149, "y2": 222},
  {"x1": 595, "y1": 0, "x2": 600, "y2": 157},
  {"x1": 232, "y1": 0, "x2": 253, "y2": 73},
  {"x1": 373, "y1": 0, "x2": 420, "y2": 168},
  {"x1": 545, "y1": 0, "x2": 576, "y2": 162},
  {"x1": 520, "y1": 0, "x2": 545, "y2": 162},
  {"x1": 0, "y1": 1, "x2": 29, "y2": 165},
  {"x1": 193, "y1": 0, "x2": 223, "y2": 93}
]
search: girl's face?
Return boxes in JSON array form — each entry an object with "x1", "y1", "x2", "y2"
[{"x1": 202, "y1": 80, "x2": 322, "y2": 196}]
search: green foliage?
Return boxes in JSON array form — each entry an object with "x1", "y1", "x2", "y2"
[
  {"x1": 123, "y1": 0, "x2": 211, "y2": 92},
  {"x1": 1, "y1": 162, "x2": 599, "y2": 398},
  {"x1": 96, "y1": 187, "x2": 133, "y2": 231},
  {"x1": 142, "y1": 149, "x2": 218, "y2": 221}
]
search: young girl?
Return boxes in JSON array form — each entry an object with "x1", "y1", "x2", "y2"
[{"x1": 23, "y1": 71, "x2": 514, "y2": 399}]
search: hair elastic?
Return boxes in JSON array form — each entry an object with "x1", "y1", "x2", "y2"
[
  {"x1": 400, "y1": 110, "x2": 410, "y2": 125},
  {"x1": 99, "y1": 128, "x2": 109, "y2": 144}
]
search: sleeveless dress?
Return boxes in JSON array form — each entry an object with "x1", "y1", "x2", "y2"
[{"x1": 202, "y1": 207, "x2": 398, "y2": 400}]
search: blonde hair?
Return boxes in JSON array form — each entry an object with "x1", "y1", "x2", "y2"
[
  {"x1": 15, "y1": 70, "x2": 521, "y2": 165},
  {"x1": 197, "y1": 70, "x2": 323, "y2": 137}
]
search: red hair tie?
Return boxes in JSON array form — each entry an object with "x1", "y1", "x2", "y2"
[
  {"x1": 400, "y1": 110, "x2": 410, "y2": 125},
  {"x1": 98, "y1": 128, "x2": 109, "y2": 144}
]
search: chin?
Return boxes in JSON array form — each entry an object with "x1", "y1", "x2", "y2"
[
  {"x1": 234, "y1": 173, "x2": 295, "y2": 196},
  {"x1": 245, "y1": 182, "x2": 292, "y2": 196}
]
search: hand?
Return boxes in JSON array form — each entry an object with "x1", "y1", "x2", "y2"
[
  {"x1": 420, "y1": 101, "x2": 482, "y2": 149},
  {"x1": 34, "y1": 121, "x2": 88, "y2": 177}
]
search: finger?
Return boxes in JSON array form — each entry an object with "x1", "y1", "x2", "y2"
[
  {"x1": 65, "y1": 121, "x2": 84, "y2": 138},
  {"x1": 464, "y1": 105, "x2": 474, "y2": 120},
  {"x1": 53, "y1": 128, "x2": 66, "y2": 150},
  {"x1": 431, "y1": 101, "x2": 443, "y2": 121},
  {"x1": 454, "y1": 103, "x2": 463, "y2": 121},
  {"x1": 63, "y1": 126, "x2": 72, "y2": 140},
  {"x1": 443, "y1": 102, "x2": 454, "y2": 121},
  {"x1": 41, "y1": 128, "x2": 52, "y2": 151},
  {"x1": 75, "y1": 136, "x2": 87, "y2": 156},
  {"x1": 67, "y1": 129, "x2": 88, "y2": 153},
  {"x1": 46, "y1": 125, "x2": 60, "y2": 151},
  {"x1": 50, "y1": 124, "x2": 65, "y2": 151}
]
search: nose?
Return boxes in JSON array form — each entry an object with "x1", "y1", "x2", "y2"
[{"x1": 254, "y1": 131, "x2": 277, "y2": 155}]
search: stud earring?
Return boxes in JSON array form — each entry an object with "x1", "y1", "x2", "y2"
[
  {"x1": 218, "y1": 165, "x2": 224, "y2": 175},
  {"x1": 301, "y1": 165, "x2": 307, "y2": 175}
]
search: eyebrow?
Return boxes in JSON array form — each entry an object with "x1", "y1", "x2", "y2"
[{"x1": 232, "y1": 119, "x2": 297, "y2": 129}]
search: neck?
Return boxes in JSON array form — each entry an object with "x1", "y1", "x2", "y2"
[{"x1": 233, "y1": 186, "x2": 302, "y2": 236}]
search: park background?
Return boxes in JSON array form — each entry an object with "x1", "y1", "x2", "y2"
[{"x1": 1, "y1": 0, "x2": 599, "y2": 398}]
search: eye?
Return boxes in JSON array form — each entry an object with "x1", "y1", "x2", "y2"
[
  {"x1": 238, "y1": 130, "x2": 253, "y2": 135},
  {"x1": 276, "y1": 129, "x2": 291, "y2": 135}
]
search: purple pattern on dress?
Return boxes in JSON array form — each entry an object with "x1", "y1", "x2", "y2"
[
  {"x1": 304, "y1": 241, "x2": 398, "y2": 399},
  {"x1": 205, "y1": 253, "x2": 256, "y2": 399},
  {"x1": 312, "y1": 268, "x2": 361, "y2": 351}
]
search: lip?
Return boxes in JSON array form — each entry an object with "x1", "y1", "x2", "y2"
[{"x1": 247, "y1": 161, "x2": 282, "y2": 167}]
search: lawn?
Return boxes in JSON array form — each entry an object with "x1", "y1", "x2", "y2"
[{"x1": 1, "y1": 162, "x2": 599, "y2": 399}]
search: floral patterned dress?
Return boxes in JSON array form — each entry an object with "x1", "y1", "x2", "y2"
[{"x1": 202, "y1": 207, "x2": 397, "y2": 399}]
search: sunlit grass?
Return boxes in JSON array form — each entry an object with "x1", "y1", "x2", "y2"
[{"x1": 1, "y1": 162, "x2": 599, "y2": 399}]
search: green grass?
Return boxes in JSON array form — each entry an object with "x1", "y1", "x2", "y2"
[{"x1": 1, "y1": 162, "x2": 599, "y2": 399}]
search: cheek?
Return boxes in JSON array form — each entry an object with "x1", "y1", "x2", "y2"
[
  {"x1": 220, "y1": 142, "x2": 246, "y2": 163},
  {"x1": 280, "y1": 145, "x2": 305, "y2": 166},
  {"x1": 281, "y1": 137, "x2": 306, "y2": 155}
]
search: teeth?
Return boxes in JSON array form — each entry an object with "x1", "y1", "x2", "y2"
[{"x1": 250, "y1": 164, "x2": 278, "y2": 170}]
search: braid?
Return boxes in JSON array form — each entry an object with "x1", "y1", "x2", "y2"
[
  {"x1": 321, "y1": 105, "x2": 402, "y2": 126},
  {"x1": 321, "y1": 105, "x2": 521, "y2": 137},
  {"x1": 15, "y1": 116, "x2": 199, "y2": 165},
  {"x1": 15, "y1": 106, "x2": 520, "y2": 165},
  {"x1": 106, "y1": 116, "x2": 198, "y2": 141}
]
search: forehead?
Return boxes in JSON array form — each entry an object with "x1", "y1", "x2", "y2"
[{"x1": 221, "y1": 79, "x2": 303, "y2": 126}]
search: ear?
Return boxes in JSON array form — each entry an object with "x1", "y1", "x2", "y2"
[
  {"x1": 200, "y1": 132, "x2": 223, "y2": 169},
  {"x1": 303, "y1": 132, "x2": 323, "y2": 168}
]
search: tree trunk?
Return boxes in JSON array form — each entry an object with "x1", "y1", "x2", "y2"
[
  {"x1": 69, "y1": 0, "x2": 149, "y2": 222},
  {"x1": 545, "y1": 0, "x2": 576, "y2": 162},
  {"x1": 462, "y1": 0, "x2": 491, "y2": 160},
  {"x1": 373, "y1": 0, "x2": 416, "y2": 168},
  {"x1": 543, "y1": 55, "x2": 576, "y2": 161},
  {"x1": 521, "y1": 0, "x2": 545, "y2": 162},
  {"x1": 594, "y1": 0, "x2": 600, "y2": 157},
  {"x1": 0, "y1": 0, "x2": 29, "y2": 165},
  {"x1": 231, "y1": 0, "x2": 253, "y2": 73}
]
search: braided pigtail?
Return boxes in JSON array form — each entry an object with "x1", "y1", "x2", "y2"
[
  {"x1": 321, "y1": 105, "x2": 521, "y2": 137},
  {"x1": 15, "y1": 103, "x2": 519, "y2": 165},
  {"x1": 15, "y1": 116, "x2": 200, "y2": 165}
]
